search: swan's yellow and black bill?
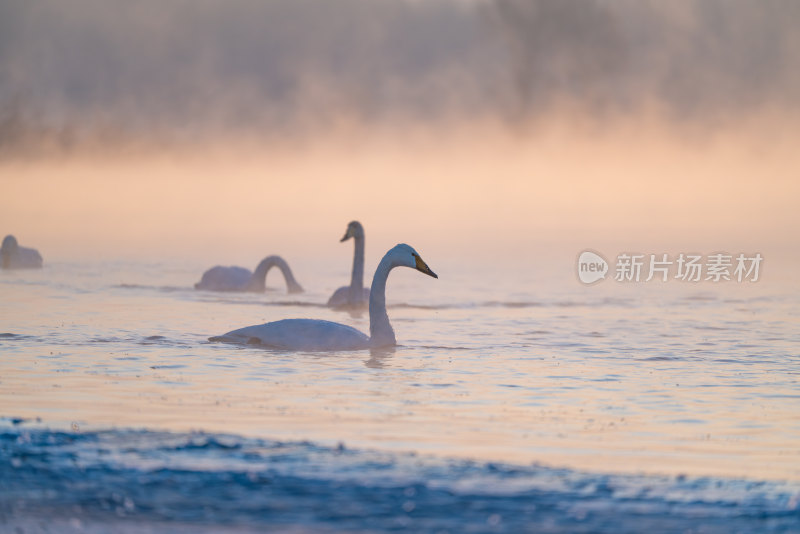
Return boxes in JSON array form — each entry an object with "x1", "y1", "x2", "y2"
[
  {"x1": 414, "y1": 254, "x2": 438, "y2": 279},
  {"x1": 340, "y1": 227, "x2": 353, "y2": 242}
]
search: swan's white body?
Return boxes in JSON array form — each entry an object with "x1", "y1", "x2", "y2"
[
  {"x1": 327, "y1": 286, "x2": 370, "y2": 309},
  {"x1": 1, "y1": 235, "x2": 43, "y2": 269},
  {"x1": 327, "y1": 221, "x2": 370, "y2": 309},
  {"x1": 195, "y1": 255, "x2": 303, "y2": 293},
  {"x1": 211, "y1": 244, "x2": 437, "y2": 350},
  {"x1": 214, "y1": 319, "x2": 370, "y2": 351}
]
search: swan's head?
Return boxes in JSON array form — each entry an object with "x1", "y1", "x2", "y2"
[
  {"x1": 2, "y1": 235, "x2": 18, "y2": 268},
  {"x1": 340, "y1": 221, "x2": 364, "y2": 242},
  {"x1": 1, "y1": 235, "x2": 17, "y2": 269},
  {"x1": 391, "y1": 243, "x2": 438, "y2": 279},
  {"x1": 2, "y1": 235, "x2": 18, "y2": 252}
]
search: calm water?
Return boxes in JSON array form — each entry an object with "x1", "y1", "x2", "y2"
[{"x1": 2, "y1": 258, "x2": 799, "y2": 532}]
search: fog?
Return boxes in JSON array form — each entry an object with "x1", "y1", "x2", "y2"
[
  {"x1": 1, "y1": 0, "x2": 798, "y2": 146},
  {"x1": 1, "y1": 0, "x2": 798, "y2": 273}
]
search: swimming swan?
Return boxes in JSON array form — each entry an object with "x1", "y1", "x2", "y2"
[
  {"x1": 195, "y1": 255, "x2": 303, "y2": 293},
  {"x1": 1, "y1": 235, "x2": 43, "y2": 269},
  {"x1": 327, "y1": 221, "x2": 370, "y2": 309},
  {"x1": 210, "y1": 244, "x2": 437, "y2": 350}
]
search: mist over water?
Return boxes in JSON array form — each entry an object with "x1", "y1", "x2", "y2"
[
  {"x1": 1, "y1": 1, "x2": 798, "y2": 263},
  {"x1": 2, "y1": 4, "x2": 800, "y2": 531},
  {"x1": 1, "y1": 0, "x2": 799, "y2": 150}
]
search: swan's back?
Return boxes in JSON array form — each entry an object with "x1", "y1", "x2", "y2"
[
  {"x1": 327, "y1": 286, "x2": 370, "y2": 309},
  {"x1": 5, "y1": 247, "x2": 43, "y2": 269},
  {"x1": 210, "y1": 318, "x2": 370, "y2": 351},
  {"x1": 195, "y1": 266, "x2": 251, "y2": 291}
]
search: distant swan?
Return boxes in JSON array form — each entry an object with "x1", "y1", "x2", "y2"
[
  {"x1": 1, "y1": 235, "x2": 43, "y2": 269},
  {"x1": 210, "y1": 243, "x2": 437, "y2": 350},
  {"x1": 327, "y1": 221, "x2": 370, "y2": 309},
  {"x1": 195, "y1": 255, "x2": 303, "y2": 293}
]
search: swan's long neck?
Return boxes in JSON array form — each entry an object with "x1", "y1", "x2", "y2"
[
  {"x1": 249, "y1": 256, "x2": 303, "y2": 293},
  {"x1": 1, "y1": 237, "x2": 17, "y2": 269},
  {"x1": 349, "y1": 233, "x2": 365, "y2": 298},
  {"x1": 368, "y1": 255, "x2": 396, "y2": 347}
]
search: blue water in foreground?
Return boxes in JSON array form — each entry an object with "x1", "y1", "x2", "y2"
[
  {"x1": 2, "y1": 420, "x2": 799, "y2": 534},
  {"x1": 1, "y1": 259, "x2": 799, "y2": 532}
]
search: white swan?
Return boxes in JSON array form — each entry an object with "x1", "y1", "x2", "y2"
[
  {"x1": 1, "y1": 235, "x2": 43, "y2": 269},
  {"x1": 327, "y1": 221, "x2": 370, "y2": 309},
  {"x1": 210, "y1": 243, "x2": 437, "y2": 350},
  {"x1": 195, "y1": 255, "x2": 303, "y2": 293}
]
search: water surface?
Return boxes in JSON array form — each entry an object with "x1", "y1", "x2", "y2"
[{"x1": 1, "y1": 259, "x2": 799, "y2": 531}]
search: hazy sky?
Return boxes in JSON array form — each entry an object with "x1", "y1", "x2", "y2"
[
  {"x1": 1, "y1": 0, "x2": 798, "y2": 271},
  {"x1": 2, "y1": 0, "x2": 799, "y2": 143}
]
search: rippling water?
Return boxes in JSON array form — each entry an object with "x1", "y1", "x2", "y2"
[{"x1": 1, "y1": 259, "x2": 799, "y2": 532}]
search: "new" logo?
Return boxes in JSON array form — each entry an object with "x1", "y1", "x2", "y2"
[{"x1": 576, "y1": 250, "x2": 608, "y2": 284}]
